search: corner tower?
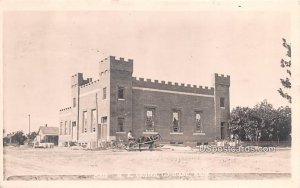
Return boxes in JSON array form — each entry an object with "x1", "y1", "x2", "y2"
[
  {"x1": 214, "y1": 73, "x2": 230, "y2": 140},
  {"x1": 99, "y1": 56, "x2": 133, "y2": 141},
  {"x1": 70, "y1": 73, "x2": 92, "y2": 141}
]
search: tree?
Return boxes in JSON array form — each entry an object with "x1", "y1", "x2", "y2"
[
  {"x1": 8, "y1": 131, "x2": 26, "y2": 145},
  {"x1": 26, "y1": 131, "x2": 38, "y2": 141},
  {"x1": 278, "y1": 38, "x2": 291, "y2": 103},
  {"x1": 229, "y1": 106, "x2": 250, "y2": 141},
  {"x1": 229, "y1": 100, "x2": 291, "y2": 143},
  {"x1": 275, "y1": 106, "x2": 291, "y2": 141}
]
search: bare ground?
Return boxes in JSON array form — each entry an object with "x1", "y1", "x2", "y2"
[{"x1": 3, "y1": 146, "x2": 291, "y2": 180}]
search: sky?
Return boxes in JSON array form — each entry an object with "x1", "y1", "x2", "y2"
[{"x1": 3, "y1": 11, "x2": 291, "y2": 134}]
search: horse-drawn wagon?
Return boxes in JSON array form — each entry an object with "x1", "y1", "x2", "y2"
[{"x1": 126, "y1": 133, "x2": 161, "y2": 152}]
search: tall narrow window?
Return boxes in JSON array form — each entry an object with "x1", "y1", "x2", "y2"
[
  {"x1": 103, "y1": 87, "x2": 106, "y2": 99},
  {"x1": 171, "y1": 110, "x2": 181, "y2": 132},
  {"x1": 117, "y1": 118, "x2": 125, "y2": 132},
  {"x1": 118, "y1": 86, "x2": 124, "y2": 99},
  {"x1": 220, "y1": 97, "x2": 225, "y2": 108},
  {"x1": 91, "y1": 109, "x2": 97, "y2": 132},
  {"x1": 69, "y1": 121, "x2": 72, "y2": 135},
  {"x1": 83, "y1": 111, "x2": 88, "y2": 133},
  {"x1": 73, "y1": 98, "x2": 76, "y2": 107},
  {"x1": 195, "y1": 112, "x2": 203, "y2": 133},
  {"x1": 65, "y1": 121, "x2": 68, "y2": 135},
  {"x1": 145, "y1": 108, "x2": 155, "y2": 131}
]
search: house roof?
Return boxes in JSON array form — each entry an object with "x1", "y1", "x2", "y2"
[{"x1": 38, "y1": 126, "x2": 59, "y2": 135}]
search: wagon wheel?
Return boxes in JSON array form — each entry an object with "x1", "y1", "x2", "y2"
[{"x1": 126, "y1": 141, "x2": 138, "y2": 151}]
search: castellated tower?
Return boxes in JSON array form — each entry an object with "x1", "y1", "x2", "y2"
[
  {"x1": 214, "y1": 73, "x2": 230, "y2": 140},
  {"x1": 99, "y1": 56, "x2": 133, "y2": 140},
  {"x1": 71, "y1": 73, "x2": 92, "y2": 141}
]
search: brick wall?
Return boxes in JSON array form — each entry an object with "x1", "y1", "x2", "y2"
[{"x1": 131, "y1": 89, "x2": 216, "y2": 143}]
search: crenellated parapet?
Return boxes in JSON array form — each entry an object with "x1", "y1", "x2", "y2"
[
  {"x1": 214, "y1": 73, "x2": 230, "y2": 86},
  {"x1": 132, "y1": 77, "x2": 214, "y2": 95},
  {"x1": 99, "y1": 56, "x2": 133, "y2": 74},
  {"x1": 79, "y1": 79, "x2": 100, "y2": 88},
  {"x1": 71, "y1": 73, "x2": 93, "y2": 88},
  {"x1": 59, "y1": 107, "x2": 72, "y2": 112}
]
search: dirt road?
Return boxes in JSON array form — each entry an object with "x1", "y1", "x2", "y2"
[{"x1": 3, "y1": 146, "x2": 290, "y2": 180}]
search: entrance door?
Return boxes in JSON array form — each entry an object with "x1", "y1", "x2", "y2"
[
  {"x1": 101, "y1": 124, "x2": 108, "y2": 141},
  {"x1": 220, "y1": 122, "x2": 226, "y2": 139}
]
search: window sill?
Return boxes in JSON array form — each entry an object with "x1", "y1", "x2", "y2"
[
  {"x1": 143, "y1": 132, "x2": 158, "y2": 134},
  {"x1": 118, "y1": 98, "x2": 125, "y2": 101},
  {"x1": 170, "y1": 132, "x2": 183, "y2": 135},
  {"x1": 193, "y1": 132, "x2": 206, "y2": 135},
  {"x1": 116, "y1": 132, "x2": 126, "y2": 134}
]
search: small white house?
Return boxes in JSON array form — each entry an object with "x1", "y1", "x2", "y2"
[{"x1": 34, "y1": 125, "x2": 59, "y2": 147}]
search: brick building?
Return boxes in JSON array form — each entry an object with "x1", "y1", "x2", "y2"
[{"x1": 59, "y1": 56, "x2": 230, "y2": 148}]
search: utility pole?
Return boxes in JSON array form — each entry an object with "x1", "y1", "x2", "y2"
[
  {"x1": 96, "y1": 93, "x2": 99, "y2": 147},
  {"x1": 28, "y1": 114, "x2": 31, "y2": 134}
]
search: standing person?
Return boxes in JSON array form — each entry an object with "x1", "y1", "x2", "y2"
[
  {"x1": 127, "y1": 130, "x2": 134, "y2": 141},
  {"x1": 127, "y1": 130, "x2": 135, "y2": 149}
]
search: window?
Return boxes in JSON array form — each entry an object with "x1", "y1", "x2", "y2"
[
  {"x1": 91, "y1": 109, "x2": 97, "y2": 132},
  {"x1": 195, "y1": 112, "x2": 203, "y2": 133},
  {"x1": 69, "y1": 121, "x2": 72, "y2": 135},
  {"x1": 83, "y1": 111, "x2": 88, "y2": 133},
  {"x1": 145, "y1": 108, "x2": 155, "y2": 131},
  {"x1": 171, "y1": 110, "x2": 181, "y2": 132},
  {"x1": 72, "y1": 121, "x2": 76, "y2": 127},
  {"x1": 101, "y1": 116, "x2": 107, "y2": 124},
  {"x1": 117, "y1": 118, "x2": 125, "y2": 132},
  {"x1": 65, "y1": 121, "x2": 68, "y2": 135},
  {"x1": 118, "y1": 86, "x2": 124, "y2": 99},
  {"x1": 220, "y1": 97, "x2": 225, "y2": 108},
  {"x1": 73, "y1": 98, "x2": 76, "y2": 107},
  {"x1": 103, "y1": 87, "x2": 106, "y2": 99}
]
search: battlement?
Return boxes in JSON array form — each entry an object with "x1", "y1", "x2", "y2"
[
  {"x1": 71, "y1": 73, "x2": 94, "y2": 87},
  {"x1": 79, "y1": 79, "x2": 100, "y2": 88},
  {"x1": 59, "y1": 107, "x2": 72, "y2": 112},
  {"x1": 99, "y1": 56, "x2": 133, "y2": 73},
  {"x1": 132, "y1": 77, "x2": 214, "y2": 95},
  {"x1": 106, "y1": 56, "x2": 133, "y2": 63},
  {"x1": 214, "y1": 73, "x2": 230, "y2": 86}
]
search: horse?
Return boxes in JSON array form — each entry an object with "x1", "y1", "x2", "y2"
[{"x1": 130, "y1": 133, "x2": 161, "y2": 152}]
